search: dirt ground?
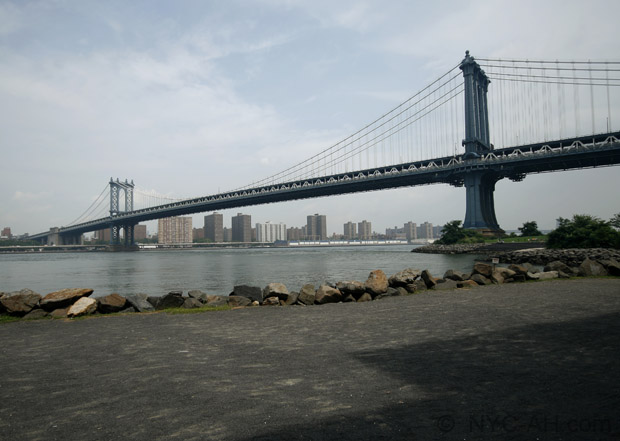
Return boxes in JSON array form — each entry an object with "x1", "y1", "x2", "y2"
[{"x1": 1, "y1": 278, "x2": 619, "y2": 440}]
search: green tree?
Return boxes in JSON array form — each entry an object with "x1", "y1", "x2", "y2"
[
  {"x1": 546, "y1": 214, "x2": 620, "y2": 249},
  {"x1": 611, "y1": 213, "x2": 620, "y2": 230},
  {"x1": 436, "y1": 220, "x2": 485, "y2": 245},
  {"x1": 518, "y1": 221, "x2": 542, "y2": 237}
]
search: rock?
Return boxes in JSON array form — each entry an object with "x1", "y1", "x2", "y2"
[
  {"x1": 183, "y1": 298, "x2": 203, "y2": 309},
  {"x1": 473, "y1": 262, "x2": 493, "y2": 278},
  {"x1": 205, "y1": 295, "x2": 229, "y2": 307},
  {"x1": 508, "y1": 264, "x2": 529, "y2": 276},
  {"x1": 490, "y1": 270, "x2": 505, "y2": 285},
  {"x1": 262, "y1": 297, "x2": 280, "y2": 306},
  {"x1": 512, "y1": 274, "x2": 527, "y2": 283},
  {"x1": 228, "y1": 296, "x2": 251, "y2": 307},
  {"x1": 0, "y1": 289, "x2": 41, "y2": 315},
  {"x1": 262, "y1": 283, "x2": 290, "y2": 301},
  {"x1": 147, "y1": 296, "x2": 160, "y2": 307},
  {"x1": 50, "y1": 308, "x2": 69, "y2": 319},
  {"x1": 22, "y1": 309, "x2": 48, "y2": 320},
  {"x1": 67, "y1": 297, "x2": 97, "y2": 317},
  {"x1": 409, "y1": 280, "x2": 428, "y2": 292},
  {"x1": 457, "y1": 280, "x2": 479, "y2": 289},
  {"x1": 375, "y1": 287, "x2": 407, "y2": 299},
  {"x1": 335, "y1": 281, "x2": 366, "y2": 298},
  {"x1": 435, "y1": 279, "x2": 459, "y2": 290},
  {"x1": 40, "y1": 288, "x2": 93, "y2": 311},
  {"x1": 343, "y1": 294, "x2": 356, "y2": 302},
  {"x1": 470, "y1": 274, "x2": 491, "y2": 285},
  {"x1": 526, "y1": 272, "x2": 540, "y2": 280},
  {"x1": 395, "y1": 287, "x2": 408, "y2": 296},
  {"x1": 364, "y1": 270, "x2": 388, "y2": 295},
  {"x1": 231, "y1": 285, "x2": 263, "y2": 303},
  {"x1": 118, "y1": 306, "x2": 136, "y2": 313},
  {"x1": 544, "y1": 261, "x2": 576, "y2": 275},
  {"x1": 579, "y1": 258, "x2": 608, "y2": 277},
  {"x1": 282, "y1": 292, "x2": 299, "y2": 306},
  {"x1": 125, "y1": 293, "x2": 155, "y2": 312},
  {"x1": 495, "y1": 267, "x2": 517, "y2": 279},
  {"x1": 315, "y1": 285, "x2": 343, "y2": 304},
  {"x1": 156, "y1": 292, "x2": 186, "y2": 310},
  {"x1": 443, "y1": 269, "x2": 468, "y2": 282},
  {"x1": 388, "y1": 268, "x2": 422, "y2": 287},
  {"x1": 188, "y1": 290, "x2": 206, "y2": 299},
  {"x1": 537, "y1": 271, "x2": 559, "y2": 280},
  {"x1": 97, "y1": 293, "x2": 127, "y2": 314},
  {"x1": 420, "y1": 270, "x2": 438, "y2": 289},
  {"x1": 357, "y1": 293, "x2": 372, "y2": 302},
  {"x1": 603, "y1": 259, "x2": 620, "y2": 276},
  {"x1": 298, "y1": 284, "x2": 316, "y2": 306},
  {"x1": 404, "y1": 283, "x2": 418, "y2": 294}
]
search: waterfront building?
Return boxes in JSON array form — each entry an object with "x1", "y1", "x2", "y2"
[
  {"x1": 192, "y1": 227, "x2": 204, "y2": 241},
  {"x1": 1, "y1": 227, "x2": 11, "y2": 239},
  {"x1": 158, "y1": 217, "x2": 192, "y2": 244},
  {"x1": 204, "y1": 212, "x2": 223, "y2": 242},
  {"x1": 134, "y1": 224, "x2": 147, "y2": 241},
  {"x1": 307, "y1": 214, "x2": 327, "y2": 240},
  {"x1": 287, "y1": 227, "x2": 303, "y2": 241},
  {"x1": 95, "y1": 229, "x2": 111, "y2": 242},
  {"x1": 232, "y1": 213, "x2": 252, "y2": 242},
  {"x1": 256, "y1": 221, "x2": 287, "y2": 243},
  {"x1": 404, "y1": 222, "x2": 417, "y2": 241},
  {"x1": 343, "y1": 222, "x2": 357, "y2": 240},
  {"x1": 358, "y1": 220, "x2": 372, "y2": 240},
  {"x1": 419, "y1": 221, "x2": 434, "y2": 239},
  {"x1": 385, "y1": 226, "x2": 406, "y2": 240},
  {"x1": 223, "y1": 227, "x2": 232, "y2": 242}
]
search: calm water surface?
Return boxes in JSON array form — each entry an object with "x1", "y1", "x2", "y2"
[{"x1": 0, "y1": 245, "x2": 483, "y2": 297}]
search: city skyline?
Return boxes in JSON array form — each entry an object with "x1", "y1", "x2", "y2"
[{"x1": 2, "y1": 1, "x2": 619, "y2": 236}]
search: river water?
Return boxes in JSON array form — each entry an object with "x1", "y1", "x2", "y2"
[{"x1": 0, "y1": 245, "x2": 482, "y2": 297}]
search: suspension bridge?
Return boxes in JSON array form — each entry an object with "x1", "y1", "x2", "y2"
[{"x1": 29, "y1": 51, "x2": 620, "y2": 248}]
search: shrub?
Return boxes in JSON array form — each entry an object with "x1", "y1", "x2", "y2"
[{"x1": 546, "y1": 214, "x2": 620, "y2": 249}]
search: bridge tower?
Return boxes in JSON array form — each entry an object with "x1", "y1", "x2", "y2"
[
  {"x1": 459, "y1": 51, "x2": 502, "y2": 234},
  {"x1": 109, "y1": 178, "x2": 137, "y2": 248}
]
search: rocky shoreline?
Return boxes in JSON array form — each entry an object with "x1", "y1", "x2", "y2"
[{"x1": 2, "y1": 252, "x2": 619, "y2": 321}]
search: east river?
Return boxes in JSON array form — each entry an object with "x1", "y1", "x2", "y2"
[{"x1": 0, "y1": 245, "x2": 483, "y2": 297}]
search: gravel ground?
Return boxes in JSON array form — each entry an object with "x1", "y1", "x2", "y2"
[{"x1": 1, "y1": 278, "x2": 619, "y2": 441}]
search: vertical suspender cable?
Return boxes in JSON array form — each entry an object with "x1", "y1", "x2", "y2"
[
  {"x1": 607, "y1": 63, "x2": 612, "y2": 132},
  {"x1": 589, "y1": 60, "x2": 595, "y2": 134},
  {"x1": 573, "y1": 61, "x2": 580, "y2": 136}
]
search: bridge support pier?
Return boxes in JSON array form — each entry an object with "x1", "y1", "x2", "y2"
[{"x1": 463, "y1": 171, "x2": 502, "y2": 234}]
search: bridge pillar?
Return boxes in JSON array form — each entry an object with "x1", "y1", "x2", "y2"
[{"x1": 460, "y1": 51, "x2": 502, "y2": 234}]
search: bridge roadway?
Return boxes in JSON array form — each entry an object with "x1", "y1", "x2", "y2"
[{"x1": 30, "y1": 131, "x2": 620, "y2": 240}]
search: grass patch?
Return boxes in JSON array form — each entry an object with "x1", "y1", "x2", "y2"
[
  {"x1": 0, "y1": 314, "x2": 22, "y2": 324},
  {"x1": 164, "y1": 304, "x2": 232, "y2": 314},
  {"x1": 484, "y1": 235, "x2": 546, "y2": 244}
]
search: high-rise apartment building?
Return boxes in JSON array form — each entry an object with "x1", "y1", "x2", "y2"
[
  {"x1": 256, "y1": 222, "x2": 287, "y2": 243},
  {"x1": 358, "y1": 220, "x2": 372, "y2": 240},
  {"x1": 307, "y1": 214, "x2": 327, "y2": 240},
  {"x1": 232, "y1": 213, "x2": 252, "y2": 242},
  {"x1": 134, "y1": 224, "x2": 147, "y2": 241},
  {"x1": 223, "y1": 227, "x2": 232, "y2": 242},
  {"x1": 204, "y1": 212, "x2": 224, "y2": 242},
  {"x1": 287, "y1": 227, "x2": 302, "y2": 241},
  {"x1": 404, "y1": 222, "x2": 417, "y2": 241},
  {"x1": 343, "y1": 222, "x2": 357, "y2": 240},
  {"x1": 158, "y1": 217, "x2": 192, "y2": 244},
  {"x1": 419, "y1": 221, "x2": 433, "y2": 239},
  {"x1": 1, "y1": 227, "x2": 12, "y2": 239}
]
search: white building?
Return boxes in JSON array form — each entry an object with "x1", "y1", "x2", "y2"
[{"x1": 256, "y1": 221, "x2": 287, "y2": 243}]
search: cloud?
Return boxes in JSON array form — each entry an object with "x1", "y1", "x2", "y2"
[
  {"x1": 13, "y1": 191, "x2": 48, "y2": 201},
  {"x1": 0, "y1": 2, "x2": 21, "y2": 35}
]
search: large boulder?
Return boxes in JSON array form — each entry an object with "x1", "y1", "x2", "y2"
[
  {"x1": 364, "y1": 270, "x2": 389, "y2": 295},
  {"x1": 443, "y1": 269, "x2": 468, "y2": 282},
  {"x1": 125, "y1": 293, "x2": 155, "y2": 312},
  {"x1": 388, "y1": 268, "x2": 422, "y2": 287},
  {"x1": 183, "y1": 298, "x2": 203, "y2": 309},
  {"x1": 508, "y1": 264, "x2": 530, "y2": 276},
  {"x1": 67, "y1": 297, "x2": 97, "y2": 318},
  {"x1": 232, "y1": 285, "x2": 263, "y2": 303},
  {"x1": 282, "y1": 292, "x2": 299, "y2": 306},
  {"x1": 205, "y1": 295, "x2": 229, "y2": 307},
  {"x1": 315, "y1": 285, "x2": 343, "y2": 304},
  {"x1": 603, "y1": 259, "x2": 620, "y2": 276},
  {"x1": 97, "y1": 294, "x2": 127, "y2": 314},
  {"x1": 470, "y1": 274, "x2": 491, "y2": 285},
  {"x1": 188, "y1": 290, "x2": 209, "y2": 303},
  {"x1": 457, "y1": 280, "x2": 479, "y2": 289},
  {"x1": 23, "y1": 309, "x2": 48, "y2": 320},
  {"x1": 40, "y1": 288, "x2": 93, "y2": 311},
  {"x1": 420, "y1": 270, "x2": 438, "y2": 289},
  {"x1": 298, "y1": 284, "x2": 316, "y2": 306},
  {"x1": 228, "y1": 296, "x2": 251, "y2": 308},
  {"x1": 537, "y1": 271, "x2": 559, "y2": 281},
  {"x1": 435, "y1": 279, "x2": 459, "y2": 291},
  {"x1": 262, "y1": 283, "x2": 290, "y2": 301},
  {"x1": 0, "y1": 289, "x2": 41, "y2": 315},
  {"x1": 544, "y1": 261, "x2": 576, "y2": 276},
  {"x1": 579, "y1": 258, "x2": 608, "y2": 277},
  {"x1": 261, "y1": 297, "x2": 280, "y2": 306},
  {"x1": 357, "y1": 292, "x2": 373, "y2": 302},
  {"x1": 472, "y1": 262, "x2": 493, "y2": 278},
  {"x1": 335, "y1": 281, "x2": 366, "y2": 298},
  {"x1": 155, "y1": 292, "x2": 185, "y2": 310}
]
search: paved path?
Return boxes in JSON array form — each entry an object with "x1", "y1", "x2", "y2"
[{"x1": 1, "y1": 279, "x2": 619, "y2": 441}]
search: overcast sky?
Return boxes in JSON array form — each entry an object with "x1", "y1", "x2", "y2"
[{"x1": 1, "y1": 0, "x2": 619, "y2": 236}]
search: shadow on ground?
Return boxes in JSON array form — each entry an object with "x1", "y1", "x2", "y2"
[{"x1": 241, "y1": 312, "x2": 620, "y2": 440}]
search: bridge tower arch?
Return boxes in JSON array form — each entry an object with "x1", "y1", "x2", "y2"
[
  {"x1": 459, "y1": 51, "x2": 502, "y2": 234},
  {"x1": 109, "y1": 178, "x2": 137, "y2": 248}
]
